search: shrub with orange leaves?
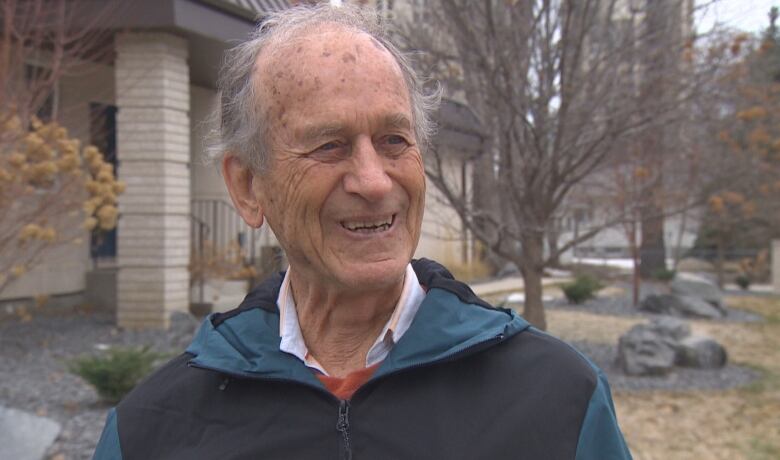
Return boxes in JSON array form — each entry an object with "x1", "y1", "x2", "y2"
[{"x1": 0, "y1": 111, "x2": 125, "y2": 294}]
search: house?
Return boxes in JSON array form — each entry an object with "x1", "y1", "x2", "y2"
[{"x1": 3, "y1": 0, "x2": 480, "y2": 328}]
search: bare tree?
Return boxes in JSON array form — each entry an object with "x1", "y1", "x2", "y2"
[
  {"x1": 397, "y1": 0, "x2": 712, "y2": 329},
  {"x1": 0, "y1": 0, "x2": 123, "y2": 296}
]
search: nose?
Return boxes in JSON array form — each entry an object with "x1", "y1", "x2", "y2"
[{"x1": 343, "y1": 137, "x2": 393, "y2": 202}]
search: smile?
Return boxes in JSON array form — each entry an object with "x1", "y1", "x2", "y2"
[{"x1": 340, "y1": 214, "x2": 395, "y2": 233}]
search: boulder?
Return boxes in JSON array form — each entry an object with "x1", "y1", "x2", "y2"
[
  {"x1": 617, "y1": 320, "x2": 680, "y2": 376},
  {"x1": 650, "y1": 316, "x2": 691, "y2": 341},
  {"x1": 639, "y1": 294, "x2": 675, "y2": 315},
  {"x1": 670, "y1": 272, "x2": 725, "y2": 312},
  {"x1": 640, "y1": 294, "x2": 725, "y2": 319},
  {"x1": 673, "y1": 295, "x2": 726, "y2": 319},
  {"x1": 0, "y1": 405, "x2": 61, "y2": 460},
  {"x1": 676, "y1": 336, "x2": 728, "y2": 369}
]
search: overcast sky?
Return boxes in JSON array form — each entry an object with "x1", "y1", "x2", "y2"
[{"x1": 697, "y1": 0, "x2": 779, "y2": 34}]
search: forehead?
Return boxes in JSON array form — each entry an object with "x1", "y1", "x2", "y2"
[{"x1": 253, "y1": 26, "x2": 411, "y2": 123}]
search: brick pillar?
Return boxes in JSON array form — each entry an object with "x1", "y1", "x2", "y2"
[{"x1": 115, "y1": 33, "x2": 190, "y2": 328}]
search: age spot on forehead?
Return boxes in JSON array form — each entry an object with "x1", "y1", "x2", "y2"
[
  {"x1": 322, "y1": 51, "x2": 332, "y2": 58},
  {"x1": 342, "y1": 52, "x2": 356, "y2": 63}
]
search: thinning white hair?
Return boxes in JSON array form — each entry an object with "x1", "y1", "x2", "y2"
[{"x1": 206, "y1": 3, "x2": 441, "y2": 172}]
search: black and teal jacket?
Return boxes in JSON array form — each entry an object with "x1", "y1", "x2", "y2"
[{"x1": 93, "y1": 259, "x2": 632, "y2": 460}]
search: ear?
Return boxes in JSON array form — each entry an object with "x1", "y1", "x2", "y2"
[{"x1": 222, "y1": 154, "x2": 264, "y2": 228}]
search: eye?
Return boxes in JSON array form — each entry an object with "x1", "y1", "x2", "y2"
[
  {"x1": 377, "y1": 135, "x2": 410, "y2": 156},
  {"x1": 386, "y1": 135, "x2": 407, "y2": 145},
  {"x1": 316, "y1": 141, "x2": 341, "y2": 152},
  {"x1": 308, "y1": 140, "x2": 349, "y2": 162}
]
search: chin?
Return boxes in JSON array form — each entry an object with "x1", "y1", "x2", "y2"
[{"x1": 336, "y1": 257, "x2": 409, "y2": 291}]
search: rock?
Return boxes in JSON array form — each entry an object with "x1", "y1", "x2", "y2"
[
  {"x1": 674, "y1": 295, "x2": 725, "y2": 319},
  {"x1": 670, "y1": 272, "x2": 725, "y2": 312},
  {"x1": 639, "y1": 294, "x2": 674, "y2": 315},
  {"x1": 617, "y1": 322, "x2": 679, "y2": 376},
  {"x1": 0, "y1": 405, "x2": 61, "y2": 460},
  {"x1": 639, "y1": 294, "x2": 725, "y2": 319},
  {"x1": 676, "y1": 336, "x2": 728, "y2": 369},
  {"x1": 650, "y1": 316, "x2": 691, "y2": 340}
]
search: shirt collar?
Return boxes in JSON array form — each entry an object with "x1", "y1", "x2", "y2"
[{"x1": 278, "y1": 264, "x2": 426, "y2": 376}]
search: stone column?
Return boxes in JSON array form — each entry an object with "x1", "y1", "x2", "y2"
[
  {"x1": 773, "y1": 240, "x2": 780, "y2": 295},
  {"x1": 115, "y1": 33, "x2": 190, "y2": 328}
]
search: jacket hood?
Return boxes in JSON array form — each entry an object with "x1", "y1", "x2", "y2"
[{"x1": 186, "y1": 258, "x2": 529, "y2": 385}]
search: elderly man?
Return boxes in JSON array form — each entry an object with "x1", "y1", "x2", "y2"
[{"x1": 94, "y1": 5, "x2": 631, "y2": 460}]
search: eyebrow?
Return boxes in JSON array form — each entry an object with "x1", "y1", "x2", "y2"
[
  {"x1": 384, "y1": 113, "x2": 412, "y2": 131},
  {"x1": 298, "y1": 123, "x2": 345, "y2": 144},
  {"x1": 295, "y1": 112, "x2": 413, "y2": 144}
]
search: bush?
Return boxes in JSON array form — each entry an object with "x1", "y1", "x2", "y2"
[
  {"x1": 561, "y1": 275, "x2": 604, "y2": 304},
  {"x1": 68, "y1": 346, "x2": 166, "y2": 403},
  {"x1": 652, "y1": 268, "x2": 676, "y2": 282},
  {"x1": 735, "y1": 274, "x2": 751, "y2": 290}
]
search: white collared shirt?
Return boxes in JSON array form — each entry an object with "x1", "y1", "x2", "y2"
[{"x1": 278, "y1": 264, "x2": 425, "y2": 376}]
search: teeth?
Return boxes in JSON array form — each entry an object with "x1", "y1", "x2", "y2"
[{"x1": 342, "y1": 216, "x2": 393, "y2": 232}]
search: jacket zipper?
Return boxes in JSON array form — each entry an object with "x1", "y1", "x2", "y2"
[
  {"x1": 336, "y1": 400, "x2": 352, "y2": 460},
  {"x1": 187, "y1": 331, "x2": 507, "y2": 459}
]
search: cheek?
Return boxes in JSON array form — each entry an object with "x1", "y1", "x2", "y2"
[
  {"x1": 259, "y1": 159, "x2": 322, "y2": 233},
  {"x1": 392, "y1": 153, "x2": 426, "y2": 218}
]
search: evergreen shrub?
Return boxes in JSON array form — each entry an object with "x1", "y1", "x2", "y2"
[
  {"x1": 562, "y1": 274, "x2": 603, "y2": 304},
  {"x1": 68, "y1": 346, "x2": 165, "y2": 403}
]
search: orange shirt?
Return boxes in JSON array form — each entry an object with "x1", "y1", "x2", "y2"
[{"x1": 316, "y1": 363, "x2": 382, "y2": 400}]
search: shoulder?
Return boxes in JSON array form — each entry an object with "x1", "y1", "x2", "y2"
[
  {"x1": 476, "y1": 325, "x2": 600, "y2": 400},
  {"x1": 118, "y1": 352, "x2": 219, "y2": 412}
]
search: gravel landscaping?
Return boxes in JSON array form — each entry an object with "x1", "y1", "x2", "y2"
[
  {"x1": 545, "y1": 281, "x2": 764, "y2": 323},
  {"x1": 0, "y1": 288, "x2": 766, "y2": 459},
  {"x1": 570, "y1": 340, "x2": 760, "y2": 392},
  {"x1": 0, "y1": 310, "x2": 198, "y2": 460}
]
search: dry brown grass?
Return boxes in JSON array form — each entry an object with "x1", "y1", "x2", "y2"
[{"x1": 547, "y1": 295, "x2": 780, "y2": 460}]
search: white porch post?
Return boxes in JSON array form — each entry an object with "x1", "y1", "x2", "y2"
[{"x1": 115, "y1": 33, "x2": 191, "y2": 328}]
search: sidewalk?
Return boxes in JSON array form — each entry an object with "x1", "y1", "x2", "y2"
[{"x1": 470, "y1": 276, "x2": 570, "y2": 299}]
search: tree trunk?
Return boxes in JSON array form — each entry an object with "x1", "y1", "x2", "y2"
[
  {"x1": 640, "y1": 207, "x2": 666, "y2": 277},
  {"x1": 547, "y1": 227, "x2": 561, "y2": 268},
  {"x1": 520, "y1": 233, "x2": 547, "y2": 330},
  {"x1": 716, "y1": 233, "x2": 725, "y2": 289},
  {"x1": 638, "y1": 0, "x2": 681, "y2": 278},
  {"x1": 631, "y1": 243, "x2": 641, "y2": 307}
]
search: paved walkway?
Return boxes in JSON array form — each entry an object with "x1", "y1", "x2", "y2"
[{"x1": 470, "y1": 276, "x2": 570, "y2": 298}]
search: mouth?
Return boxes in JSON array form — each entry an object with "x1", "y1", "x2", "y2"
[{"x1": 340, "y1": 214, "x2": 396, "y2": 234}]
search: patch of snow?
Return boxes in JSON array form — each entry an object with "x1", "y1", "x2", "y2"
[{"x1": 506, "y1": 292, "x2": 554, "y2": 303}]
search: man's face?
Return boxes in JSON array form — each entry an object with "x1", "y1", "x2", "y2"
[{"x1": 252, "y1": 28, "x2": 425, "y2": 292}]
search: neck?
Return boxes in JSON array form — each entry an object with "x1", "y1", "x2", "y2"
[{"x1": 290, "y1": 269, "x2": 404, "y2": 378}]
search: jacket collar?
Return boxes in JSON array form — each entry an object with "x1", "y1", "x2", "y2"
[{"x1": 186, "y1": 258, "x2": 529, "y2": 384}]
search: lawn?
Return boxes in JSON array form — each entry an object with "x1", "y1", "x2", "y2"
[{"x1": 548, "y1": 295, "x2": 780, "y2": 460}]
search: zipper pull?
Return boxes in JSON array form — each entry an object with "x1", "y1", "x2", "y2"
[
  {"x1": 336, "y1": 400, "x2": 352, "y2": 460},
  {"x1": 337, "y1": 400, "x2": 350, "y2": 431},
  {"x1": 218, "y1": 377, "x2": 231, "y2": 391}
]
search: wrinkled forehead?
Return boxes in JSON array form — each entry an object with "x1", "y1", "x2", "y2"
[
  {"x1": 252, "y1": 25, "x2": 410, "y2": 110},
  {"x1": 256, "y1": 24, "x2": 400, "y2": 75}
]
